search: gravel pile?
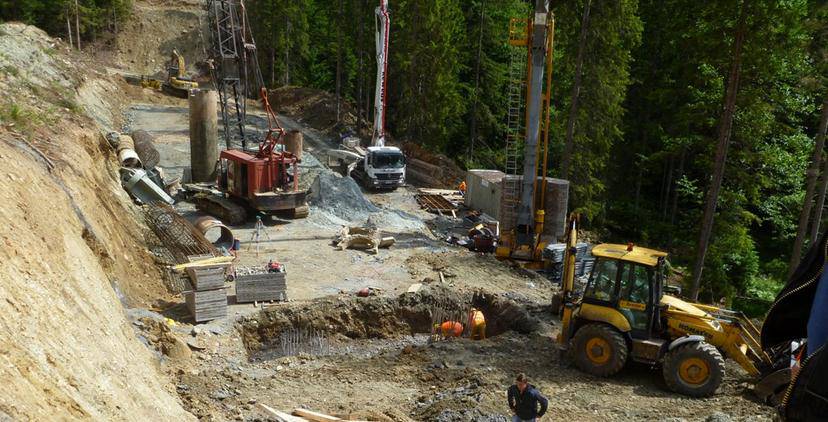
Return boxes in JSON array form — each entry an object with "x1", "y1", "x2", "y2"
[
  {"x1": 306, "y1": 172, "x2": 430, "y2": 234},
  {"x1": 308, "y1": 172, "x2": 379, "y2": 222}
]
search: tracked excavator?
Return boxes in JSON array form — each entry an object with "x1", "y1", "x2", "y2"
[
  {"x1": 162, "y1": 49, "x2": 199, "y2": 98},
  {"x1": 553, "y1": 214, "x2": 793, "y2": 401},
  {"x1": 196, "y1": 0, "x2": 308, "y2": 224}
]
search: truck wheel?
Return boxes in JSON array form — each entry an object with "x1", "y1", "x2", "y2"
[
  {"x1": 572, "y1": 324, "x2": 628, "y2": 377},
  {"x1": 663, "y1": 342, "x2": 724, "y2": 397}
]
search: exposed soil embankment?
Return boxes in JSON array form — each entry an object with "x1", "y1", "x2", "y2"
[{"x1": 0, "y1": 23, "x2": 192, "y2": 419}]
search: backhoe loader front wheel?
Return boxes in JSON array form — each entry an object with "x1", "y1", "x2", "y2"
[
  {"x1": 663, "y1": 342, "x2": 725, "y2": 397},
  {"x1": 572, "y1": 324, "x2": 628, "y2": 377}
]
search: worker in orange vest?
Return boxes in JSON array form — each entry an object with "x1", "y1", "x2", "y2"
[
  {"x1": 469, "y1": 308, "x2": 486, "y2": 340},
  {"x1": 458, "y1": 180, "x2": 467, "y2": 196}
]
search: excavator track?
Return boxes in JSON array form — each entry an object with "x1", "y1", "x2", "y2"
[{"x1": 193, "y1": 193, "x2": 248, "y2": 225}]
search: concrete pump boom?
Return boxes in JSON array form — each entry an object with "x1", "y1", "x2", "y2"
[{"x1": 372, "y1": 0, "x2": 390, "y2": 147}]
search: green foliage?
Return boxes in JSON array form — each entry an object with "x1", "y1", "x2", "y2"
[
  {"x1": 0, "y1": 102, "x2": 49, "y2": 134},
  {"x1": 552, "y1": 0, "x2": 643, "y2": 220},
  {"x1": 0, "y1": 0, "x2": 131, "y2": 41}
]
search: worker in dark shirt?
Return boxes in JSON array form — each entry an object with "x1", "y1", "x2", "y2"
[{"x1": 507, "y1": 373, "x2": 548, "y2": 422}]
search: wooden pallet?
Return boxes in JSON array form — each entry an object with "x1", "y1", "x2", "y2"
[
  {"x1": 415, "y1": 193, "x2": 458, "y2": 216},
  {"x1": 417, "y1": 188, "x2": 464, "y2": 202},
  {"x1": 184, "y1": 288, "x2": 227, "y2": 322},
  {"x1": 235, "y1": 272, "x2": 288, "y2": 303}
]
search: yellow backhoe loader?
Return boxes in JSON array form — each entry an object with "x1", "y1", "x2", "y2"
[
  {"x1": 162, "y1": 49, "x2": 199, "y2": 98},
  {"x1": 554, "y1": 214, "x2": 790, "y2": 400}
]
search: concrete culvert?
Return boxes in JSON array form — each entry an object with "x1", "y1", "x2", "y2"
[{"x1": 193, "y1": 216, "x2": 234, "y2": 249}]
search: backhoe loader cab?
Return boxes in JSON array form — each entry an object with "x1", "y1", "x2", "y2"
[{"x1": 557, "y1": 237, "x2": 780, "y2": 398}]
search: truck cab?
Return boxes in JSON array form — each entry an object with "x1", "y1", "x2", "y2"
[{"x1": 359, "y1": 146, "x2": 406, "y2": 189}]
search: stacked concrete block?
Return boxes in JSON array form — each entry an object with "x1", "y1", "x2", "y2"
[{"x1": 184, "y1": 264, "x2": 228, "y2": 322}]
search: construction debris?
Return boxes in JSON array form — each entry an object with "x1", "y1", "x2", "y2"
[
  {"x1": 193, "y1": 216, "x2": 234, "y2": 250},
  {"x1": 144, "y1": 202, "x2": 219, "y2": 264},
  {"x1": 120, "y1": 167, "x2": 174, "y2": 204},
  {"x1": 415, "y1": 193, "x2": 458, "y2": 216},
  {"x1": 334, "y1": 226, "x2": 395, "y2": 254},
  {"x1": 257, "y1": 404, "x2": 365, "y2": 422},
  {"x1": 131, "y1": 130, "x2": 161, "y2": 169}
]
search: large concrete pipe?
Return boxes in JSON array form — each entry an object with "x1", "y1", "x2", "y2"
[
  {"x1": 193, "y1": 216, "x2": 234, "y2": 250},
  {"x1": 284, "y1": 130, "x2": 303, "y2": 160},
  {"x1": 189, "y1": 89, "x2": 219, "y2": 182},
  {"x1": 115, "y1": 134, "x2": 142, "y2": 168}
]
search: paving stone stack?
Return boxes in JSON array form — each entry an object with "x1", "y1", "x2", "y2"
[
  {"x1": 235, "y1": 268, "x2": 288, "y2": 303},
  {"x1": 544, "y1": 242, "x2": 593, "y2": 283},
  {"x1": 184, "y1": 264, "x2": 228, "y2": 322}
]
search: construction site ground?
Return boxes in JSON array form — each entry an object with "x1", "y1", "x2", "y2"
[
  {"x1": 0, "y1": 1, "x2": 776, "y2": 420},
  {"x1": 124, "y1": 81, "x2": 774, "y2": 422}
]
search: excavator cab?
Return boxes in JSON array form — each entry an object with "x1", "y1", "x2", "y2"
[{"x1": 581, "y1": 248, "x2": 665, "y2": 340}]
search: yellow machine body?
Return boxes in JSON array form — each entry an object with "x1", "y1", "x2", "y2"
[{"x1": 554, "y1": 215, "x2": 780, "y2": 398}]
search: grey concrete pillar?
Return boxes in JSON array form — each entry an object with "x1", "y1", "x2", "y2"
[{"x1": 189, "y1": 89, "x2": 219, "y2": 182}]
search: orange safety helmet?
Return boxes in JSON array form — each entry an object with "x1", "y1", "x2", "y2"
[{"x1": 439, "y1": 321, "x2": 464, "y2": 337}]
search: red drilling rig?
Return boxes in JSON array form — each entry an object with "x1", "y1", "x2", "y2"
[{"x1": 198, "y1": 0, "x2": 308, "y2": 224}]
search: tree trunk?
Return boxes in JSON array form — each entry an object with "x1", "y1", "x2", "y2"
[
  {"x1": 662, "y1": 156, "x2": 675, "y2": 220},
  {"x1": 74, "y1": 0, "x2": 81, "y2": 49},
  {"x1": 335, "y1": 0, "x2": 343, "y2": 123},
  {"x1": 271, "y1": 48, "x2": 276, "y2": 87},
  {"x1": 792, "y1": 96, "x2": 828, "y2": 273},
  {"x1": 560, "y1": 0, "x2": 591, "y2": 179},
  {"x1": 668, "y1": 149, "x2": 686, "y2": 247},
  {"x1": 67, "y1": 14, "x2": 73, "y2": 49},
  {"x1": 633, "y1": 163, "x2": 642, "y2": 213},
  {"x1": 689, "y1": 2, "x2": 748, "y2": 301},
  {"x1": 284, "y1": 16, "x2": 290, "y2": 87},
  {"x1": 468, "y1": 0, "x2": 486, "y2": 159}
]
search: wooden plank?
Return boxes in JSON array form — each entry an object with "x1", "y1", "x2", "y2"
[
  {"x1": 292, "y1": 409, "x2": 341, "y2": 422},
  {"x1": 415, "y1": 194, "x2": 457, "y2": 213},
  {"x1": 257, "y1": 404, "x2": 309, "y2": 422},
  {"x1": 173, "y1": 256, "x2": 234, "y2": 272}
]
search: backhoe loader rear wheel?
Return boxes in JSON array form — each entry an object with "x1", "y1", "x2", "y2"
[
  {"x1": 572, "y1": 324, "x2": 628, "y2": 377},
  {"x1": 662, "y1": 341, "x2": 725, "y2": 397}
]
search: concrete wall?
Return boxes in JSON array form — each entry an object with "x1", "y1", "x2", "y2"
[
  {"x1": 498, "y1": 175, "x2": 569, "y2": 242},
  {"x1": 465, "y1": 170, "x2": 506, "y2": 219},
  {"x1": 466, "y1": 169, "x2": 569, "y2": 241}
]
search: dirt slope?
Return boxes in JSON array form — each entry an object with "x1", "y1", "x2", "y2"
[{"x1": 0, "y1": 23, "x2": 192, "y2": 420}]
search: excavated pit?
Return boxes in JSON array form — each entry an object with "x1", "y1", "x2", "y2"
[{"x1": 239, "y1": 286, "x2": 540, "y2": 360}]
